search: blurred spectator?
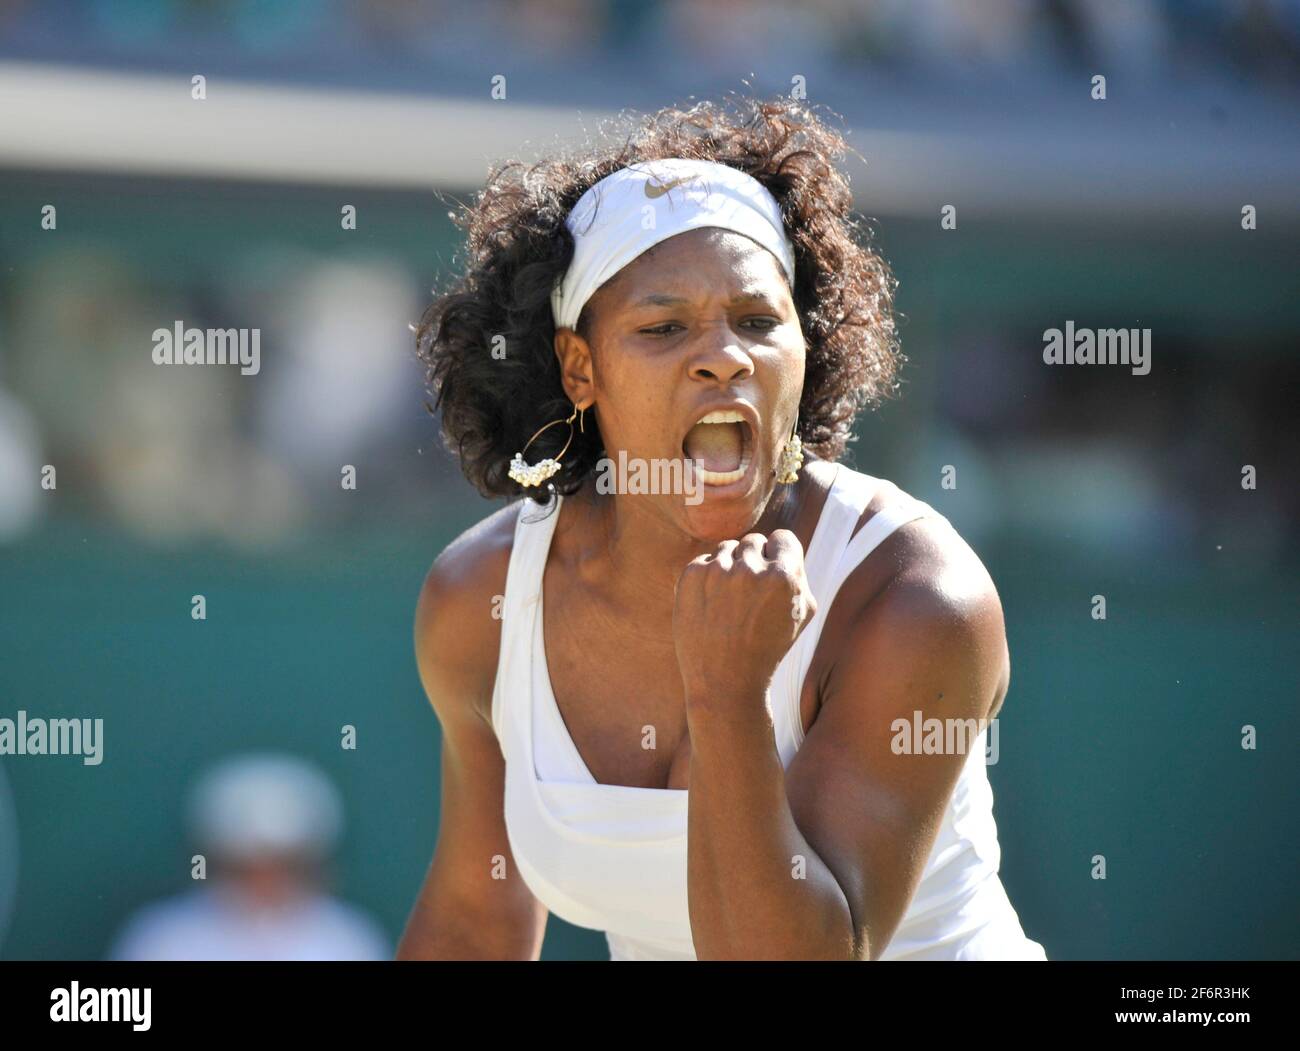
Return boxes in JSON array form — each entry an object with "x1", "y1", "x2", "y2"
[
  {"x1": 108, "y1": 753, "x2": 389, "y2": 961},
  {"x1": 0, "y1": 381, "x2": 43, "y2": 542},
  {"x1": 7, "y1": 248, "x2": 306, "y2": 549},
  {"x1": 249, "y1": 256, "x2": 422, "y2": 484}
]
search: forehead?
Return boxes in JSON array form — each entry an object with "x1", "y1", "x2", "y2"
[{"x1": 594, "y1": 227, "x2": 790, "y2": 305}]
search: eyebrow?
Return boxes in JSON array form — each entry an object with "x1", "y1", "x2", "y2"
[{"x1": 632, "y1": 291, "x2": 778, "y2": 308}]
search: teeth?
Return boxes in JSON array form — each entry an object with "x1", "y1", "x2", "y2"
[
  {"x1": 696, "y1": 410, "x2": 746, "y2": 425},
  {"x1": 691, "y1": 452, "x2": 752, "y2": 486},
  {"x1": 697, "y1": 464, "x2": 747, "y2": 485}
]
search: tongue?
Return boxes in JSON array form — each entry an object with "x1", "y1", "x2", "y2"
[{"x1": 683, "y1": 422, "x2": 743, "y2": 473}]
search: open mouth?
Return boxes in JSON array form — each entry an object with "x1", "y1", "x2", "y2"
[{"x1": 681, "y1": 410, "x2": 754, "y2": 486}]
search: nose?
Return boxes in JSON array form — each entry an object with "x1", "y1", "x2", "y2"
[{"x1": 686, "y1": 325, "x2": 754, "y2": 386}]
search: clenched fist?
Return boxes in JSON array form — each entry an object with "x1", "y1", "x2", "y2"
[{"x1": 672, "y1": 529, "x2": 818, "y2": 710}]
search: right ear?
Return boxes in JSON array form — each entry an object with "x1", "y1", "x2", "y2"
[{"x1": 554, "y1": 327, "x2": 596, "y2": 409}]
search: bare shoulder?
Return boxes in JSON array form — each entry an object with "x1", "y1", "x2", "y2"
[
  {"x1": 856, "y1": 473, "x2": 1000, "y2": 616},
  {"x1": 830, "y1": 469, "x2": 1010, "y2": 718},
  {"x1": 413, "y1": 500, "x2": 523, "y2": 730}
]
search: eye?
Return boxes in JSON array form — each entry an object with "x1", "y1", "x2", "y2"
[
  {"x1": 740, "y1": 316, "x2": 780, "y2": 332},
  {"x1": 639, "y1": 322, "x2": 684, "y2": 337}
]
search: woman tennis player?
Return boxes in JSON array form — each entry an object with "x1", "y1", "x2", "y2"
[{"x1": 397, "y1": 97, "x2": 1047, "y2": 961}]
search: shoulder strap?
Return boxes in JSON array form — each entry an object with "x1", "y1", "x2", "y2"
[
  {"x1": 839, "y1": 498, "x2": 936, "y2": 576},
  {"x1": 490, "y1": 493, "x2": 563, "y2": 748},
  {"x1": 784, "y1": 475, "x2": 944, "y2": 748},
  {"x1": 799, "y1": 465, "x2": 872, "y2": 602},
  {"x1": 819, "y1": 494, "x2": 942, "y2": 624}
]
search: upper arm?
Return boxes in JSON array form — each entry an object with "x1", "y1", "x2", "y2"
[
  {"x1": 783, "y1": 517, "x2": 1009, "y2": 960},
  {"x1": 400, "y1": 508, "x2": 549, "y2": 959}
]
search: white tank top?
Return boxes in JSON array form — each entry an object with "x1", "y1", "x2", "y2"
[{"x1": 490, "y1": 463, "x2": 1048, "y2": 961}]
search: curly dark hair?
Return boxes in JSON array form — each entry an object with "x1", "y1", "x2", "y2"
[{"x1": 416, "y1": 95, "x2": 903, "y2": 503}]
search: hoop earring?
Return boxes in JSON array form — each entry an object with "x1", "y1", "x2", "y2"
[
  {"x1": 776, "y1": 412, "x2": 803, "y2": 484},
  {"x1": 508, "y1": 403, "x2": 586, "y2": 488}
]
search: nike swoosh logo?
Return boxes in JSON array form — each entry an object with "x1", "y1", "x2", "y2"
[{"x1": 644, "y1": 176, "x2": 690, "y2": 199}]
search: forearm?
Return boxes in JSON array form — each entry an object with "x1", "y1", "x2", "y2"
[
  {"x1": 396, "y1": 862, "x2": 544, "y2": 960},
  {"x1": 396, "y1": 908, "x2": 489, "y2": 960},
  {"x1": 683, "y1": 696, "x2": 859, "y2": 960},
  {"x1": 397, "y1": 900, "x2": 543, "y2": 960}
]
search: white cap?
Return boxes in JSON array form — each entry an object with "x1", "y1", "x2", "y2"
[
  {"x1": 551, "y1": 158, "x2": 797, "y2": 331},
  {"x1": 189, "y1": 753, "x2": 343, "y2": 860}
]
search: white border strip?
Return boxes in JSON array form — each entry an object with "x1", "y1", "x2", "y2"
[
  {"x1": 1, "y1": 60, "x2": 1297, "y2": 220},
  {"x1": 0, "y1": 60, "x2": 593, "y2": 189}
]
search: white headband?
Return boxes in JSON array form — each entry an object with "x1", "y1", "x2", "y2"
[{"x1": 550, "y1": 158, "x2": 796, "y2": 331}]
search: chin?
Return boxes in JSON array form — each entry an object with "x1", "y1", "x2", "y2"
[{"x1": 676, "y1": 466, "x2": 771, "y2": 542}]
